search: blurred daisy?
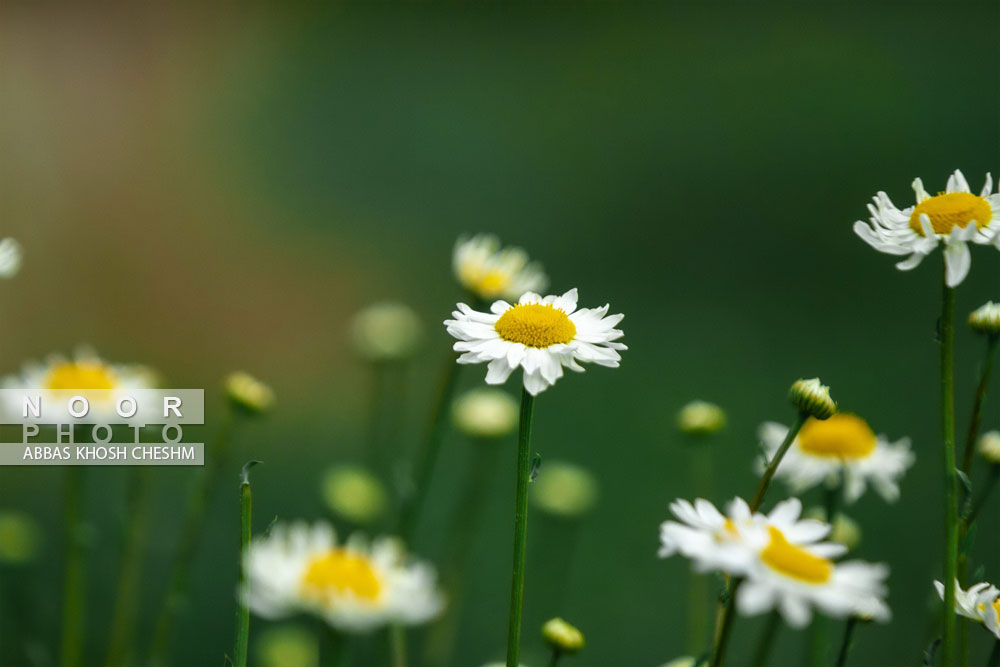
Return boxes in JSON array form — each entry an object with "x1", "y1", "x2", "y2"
[
  {"x1": 935, "y1": 580, "x2": 1000, "y2": 640},
  {"x1": 660, "y1": 497, "x2": 888, "y2": 627},
  {"x1": 243, "y1": 522, "x2": 443, "y2": 633},
  {"x1": 444, "y1": 288, "x2": 625, "y2": 395},
  {"x1": 1, "y1": 348, "x2": 158, "y2": 420},
  {"x1": 659, "y1": 497, "x2": 841, "y2": 575},
  {"x1": 853, "y1": 170, "x2": 1000, "y2": 287},
  {"x1": 0, "y1": 238, "x2": 22, "y2": 278},
  {"x1": 757, "y1": 414, "x2": 914, "y2": 503},
  {"x1": 453, "y1": 234, "x2": 548, "y2": 301}
]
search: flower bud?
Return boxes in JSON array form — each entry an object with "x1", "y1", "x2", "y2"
[
  {"x1": 659, "y1": 658, "x2": 700, "y2": 667},
  {"x1": 321, "y1": 465, "x2": 388, "y2": 524},
  {"x1": 0, "y1": 512, "x2": 40, "y2": 564},
  {"x1": 530, "y1": 461, "x2": 598, "y2": 518},
  {"x1": 0, "y1": 238, "x2": 22, "y2": 279},
  {"x1": 542, "y1": 617, "x2": 584, "y2": 654},
  {"x1": 452, "y1": 389, "x2": 519, "y2": 439},
  {"x1": 350, "y1": 302, "x2": 422, "y2": 363},
  {"x1": 255, "y1": 625, "x2": 318, "y2": 667},
  {"x1": 225, "y1": 371, "x2": 275, "y2": 415},
  {"x1": 804, "y1": 508, "x2": 861, "y2": 550},
  {"x1": 789, "y1": 378, "x2": 836, "y2": 420},
  {"x1": 978, "y1": 430, "x2": 1000, "y2": 464},
  {"x1": 676, "y1": 400, "x2": 726, "y2": 436},
  {"x1": 969, "y1": 302, "x2": 1000, "y2": 336}
]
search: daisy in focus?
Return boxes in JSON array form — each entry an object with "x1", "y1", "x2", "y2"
[
  {"x1": 757, "y1": 413, "x2": 914, "y2": 503},
  {"x1": 444, "y1": 288, "x2": 625, "y2": 395},
  {"x1": 935, "y1": 580, "x2": 1000, "y2": 640},
  {"x1": 0, "y1": 348, "x2": 158, "y2": 420},
  {"x1": 453, "y1": 234, "x2": 548, "y2": 302},
  {"x1": 660, "y1": 497, "x2": 890, "y2": 627},
  {"x1": 853, "y1": 170, "x2": 1000, "y2": 286},
  {"x1": 243, "y1": 522, "x2": 444, "y2": 632}
]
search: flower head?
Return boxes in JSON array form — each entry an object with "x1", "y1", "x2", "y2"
[
  {"x1": 935, "y1": 580, "x2": 1000, "y2": 640},
  {"x1": 789, "y1": 378, "x2": 836, "y2": 420},
  {"x1": 970, "y1": 302, "x2": 1000, "y2": 336},
  {"x1": 350, "y1": 302, "x2": 422, "y2": 363},
  {"x1": 659, "y1": 497, "x2": 889, "y2": 627},
  {"x1": 978, "y1": 430, "x2": 1000, "y2": 465},
  {"x1": 225, "y1": 371, "x2": 275, "y2": 415},
  {"x1": 542, "y1": 617, "x2": 585, "y2": 654},
  {"x1": 243, "y1": 522, "x2": 444, "y2": 633},
  {"x1": 444, "y1": 288, "x2": 625, "y2": 395},
  {"x1": 451, "y1": 388, "x2": 519, "y2": 439},
  {"x1": 453, "y1": 234, "x2": 547, "y2": 301},
  {"x1": 530, "y1": 461, "x2": 598, "y2": 518},
  {"x1": 757, "y1": 415, "x2": 913, "y2": 503},
  {"x1": 321, "y1": 465, "x2": 388, "y2": 524},
  {"x1": 0, "y1": 238, "x2": 22, "y2": 278},
  {"x1": 677, "y1": 400, "x2": 726, "y2": 436},
  {"x1": 854, "y1": 170, "x2": 1000, "y2": 287}
]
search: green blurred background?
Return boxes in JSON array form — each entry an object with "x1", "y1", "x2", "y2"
[{"x1": 1, "y1": 3, "x2": 999, "y2": 666}]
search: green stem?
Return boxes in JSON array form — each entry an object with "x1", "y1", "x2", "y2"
[
  {"x1": 548, "y1": 647, "x2": 562, "y2": 667},
  {"x1": 505, "y1": 389, "x2": 535, "y2": 667},
  {"x1": 105, "y1": 467, "x2": 153, "y2": 666},
  {"x1": 962, "y1": 335, "x2": 999, "y2": 474},
  {"x1": 807, "y1": 474, "x2": 842, "y2": 667},
  {"x1": 688, "y1": 443, "x2": 713, "y2": 653},
  {"x1": 397, "y1": 354, "x2": 461, "y2": 541},
  {"x1": 711, "y1": 411, "x2": 807, "y2": 667},
  {"x1": 963, "y1": 465, "x2": 999, "y2": 528},
  {"x1": 233, "y1": 462, "x2": 257, "y2": 667},
  {"x1": 750, "y1": 610, "x2": 781, "y2": 667},
  {"x1": 147, "y1": 411, "x2": 236, "y2": 666},
  {"x1": 940, "y1": 278, "x2": 957, "y2": 667},
  {"x1": 59, "y1": 466, "x2": 87, "y2": 667},
  {"x1": 989, "y1": 639, "x2": 1000, "y2": 667},
  {"x1": 390, "y1": 624, "x2": 407, "y2": 667},
  {"x1": 322, "y1": 626, "x2": 346, "y2": 667},
  {"x1": 834, "y1": 617, "x2": 858, "y2": 667}
]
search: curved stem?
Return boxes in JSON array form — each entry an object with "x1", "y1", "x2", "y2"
[
  {"x1": 962, "y1": 335, "x2": 999, "y2": 474},
  {"x1": 505, "y1": 389, "x2": 535, "y2": 667},
  {"x1": 940, "y1": 278, "x2": 957, "y2": 667},
  {"x1": 711, "y1": 411, "x2": 807, "y2": 667},
  {"x1": 834, "y1": 617, "x2": 858, "y2": 667}
]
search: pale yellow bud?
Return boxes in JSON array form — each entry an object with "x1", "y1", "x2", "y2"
[
  {"x1": 321, "y1": 465, "x2": 388, "y2": 524},
  {"x1": 225, "y1": 371, "x2": 275, "y2": 415},
  {"x1": 542, "y1": 617, "x2": 585, "y2": 654},
  {"x1": 452, "y1": 389, "x2": 519, "y2": 439},
  {"x1": 677, "y1": 400, "x2": 726, "y2": 436},
  {"x1": 350, "y1": 302, "x2": 422, "y2": 363}
]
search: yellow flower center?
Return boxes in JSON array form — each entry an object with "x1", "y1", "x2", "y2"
[
  {"x1": 475, "y1": 270, "x2": 510, "y2": 298},
  {"x1": 760, "y1": 526, "x2": 833, "y2": 584},
  {"x1": 300, "y1": 549, "x2": 381, "y2": 601},
  {"x1": 977, "y1": 599, "x2": 1000, "y2": 620},
  {"x1": 909, "y1": 192, "x2": 992, "y2": 236},
  {"x1": 797, "y1": 413, "x2": 877, "y2": 460},
  {"x1": 44, "y1": 362, "x2": 117, "y2": 390},
  {"x1": 714, "y1": 518, "x2": 740, "y2": 543},
  {"x1": 494, "y1": 304, "x2": 576, "y2": 348}
]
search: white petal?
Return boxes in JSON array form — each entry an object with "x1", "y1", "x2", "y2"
[{"x1": 943, "y1": 241, "x2": 971, "y2": 287}]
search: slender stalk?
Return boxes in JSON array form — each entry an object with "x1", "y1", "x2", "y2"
[
  {"x1": 711, "y1": 411, "x2": 807, "y2": 667},
  {"x1": 688, "y1": 442, "x2": 713, "y2": 653},
  {"x1": 233, "y1": 462, "x2": 257, "y2": 667},
  {"x1": 397, "y1": 354, "x2": 461, "y2": 540},
  {"x1": 148, "y1": 411, "x2": 236, "y2": 666},
  {"x1": 750, "y1": 610, "x2": 781, "y2": 667},
  {"x1": 963, "y1": 465, "x2": 999, "y2": 528},
  {"x1": 807, "y1": 475, "x2": 842, "y2": 667},
  {"x1": 962, "y1": 335, "x2": 999, "y2": 474},
  {"x1": 59, "y1": 465, "x2": 87, "y2": 667},
  {"x1": 940, "y1": 278, "x2": 958, "y2": 667},
  {"x1": 989, "y1": 639, "x2": 1000, "y2": 667},
  {"x1": 548, "y1": 647, "x2": 562, "y2": 667},
  {"x1": 390, "y1": 624, "x2": 407, "y2": 667},
  {"x1": 423, "y1": 440, "x2": 500, "y2": 667},
  {"x1": 834, "y1": 617, "x2": 858, "y2": 667},
  {"x1": 105, "y1": 467, "x2": 153, "y2": 666},
  {"x1": 505, "y1": 389, "x2": 535, "y2": 667},
  {"x1": 322, "y1": 626, "x2": 346, "y2": 667}
]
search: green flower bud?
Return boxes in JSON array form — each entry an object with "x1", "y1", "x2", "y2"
[
  {"x1": 255, "y1": 625, "x2": 318, "y2": 667},
  {"x1": 530, "y1": 461, "x2": 598, "y2": 518},
  {"x1": 321, "y1": 465, "x2": 388, "y2": 524},
  {"x1": 789, "y1": 378, "x2": 836, "y2": 420},
  {"x1": 225, "y1": 371, "x2": 275, "y2": 415},
  {"x1": 978, "y1": 430, "x2": 1000, "y2": 464},
  {"x1": 676, "y1": 400, "x2": 726, "y2": 436},
  {"x1": 969, "y1": 302, "x2": 1000, "y2": 336},
  {"x1": 542, "y1": 617, "x2": 584, "y2": 654},
  {"x1": 350, "y1": 302, "x2": 422, "y2": 363},
  {"x1": 452, "y1": 389, "x2": 519, "y2": 439}
]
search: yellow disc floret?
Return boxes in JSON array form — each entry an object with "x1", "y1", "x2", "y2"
[
  {"x1": 761, "y1": 526, "x2": 833, "y2": 584},
  {"x1": 300, "y1": 549, "x2": 381, "y2": 601},
  {"x1": 797, "y1": 413, "x2": 877, "y2": 460},
  {"x1": 909, "y1": 192, "x2": 992, "y2": 236},
  {"x1": 494, "y1": 304, "x2": 576, "y2": 348},
  {"x1": 44, "y1": 361, "x2": 117, "y2": 390}
]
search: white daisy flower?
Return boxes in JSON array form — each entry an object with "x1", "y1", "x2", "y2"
[
  {"x1": 757, "y1": 414, "x2": 914, "y2": 504},
  {"x1": 659, "y1": 497, "x2": 889, "y2": 627},
  {"x1": 453, "y1": 234, "x2": 548, "y2": 302},
  {"x1": 444, "y1": 288, "x2": 625, "y2": 396},
  {"x1": 935, "y1": 580, "x2": 1000, "y2": 640},
  {"x1": 243, "y1": 522, "x2": 444, "y2": 633},
  {"x1": 658, "y1": 497, "x2": 841, "y2": 575},
  {"x1": 1, "y1": 347, "x2": 158, "y2": 421},
  {"x1": 853, "y1": 170, "x2": 1000, "y2": 287},
  {"x1": 0, "y1": 238, "x2": 22, "y2": 278}
]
